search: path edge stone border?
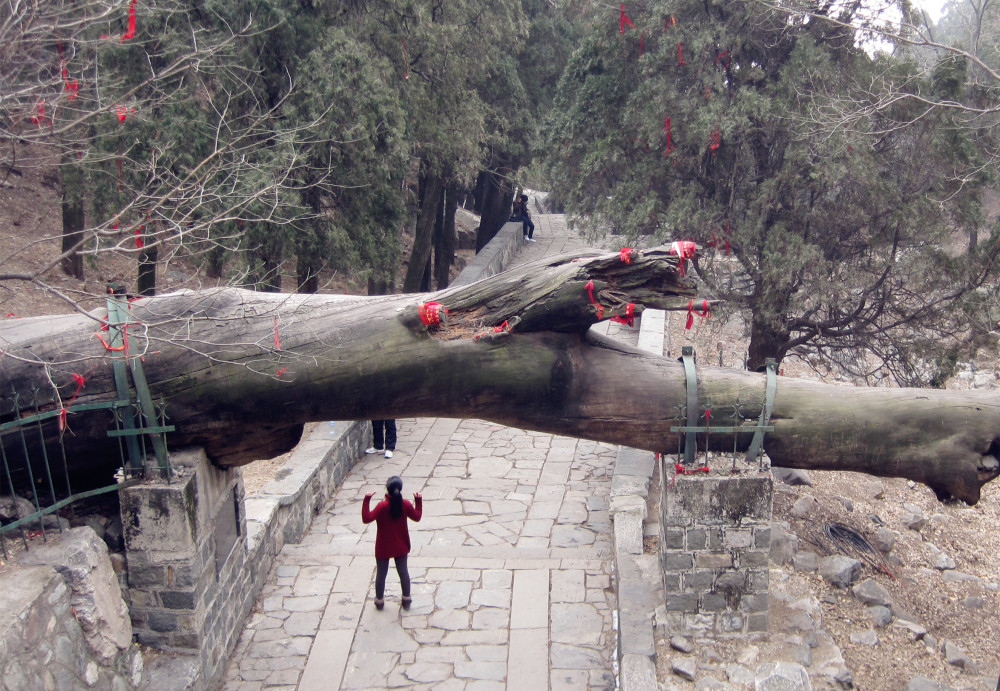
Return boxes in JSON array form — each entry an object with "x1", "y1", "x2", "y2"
[{"x1": 612, "y1": 309, "x2": 665, "y2": 690}]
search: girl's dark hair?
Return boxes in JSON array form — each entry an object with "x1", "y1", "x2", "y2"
[{"x1": 386, "y1": 476, "x2": 404, "y2": 518}]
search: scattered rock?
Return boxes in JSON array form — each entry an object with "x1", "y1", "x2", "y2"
[
  {"x1": 959, "y1": 596, "x2": 984, "y2": 610},
  {"x1": 772, "y1": 467, "x2": 814, "y2": 487},
  {"x1": 851, "y1": 578, "x2": 892, "y2": 607},
  {"x1": 818, "y1": 555, "x2": 862, "y2": 588},
  {"x1": 103, "y1": 515, "x2": 124, "y2": 551},
  {"x1": 695, "y1": 677, "x2": 733, "y2": 690},
  {"x1": 0, "y1": 494, "x2": 34, "y2": 521},
  {"x1": 941, "y1": 570, "x2": 981, "y2": 584},
  {"x1": 792, "y1": 551, "x2": 818, "y2": 573},
  {"x1": 849, "y1": 629, "x2": 878, "y2": 646},
  {"x1": 670, "y1": 635, "x2": 694, "y2": 654},
  {"x1": 833, "y1": 667, "x2": 854, "y2": 689},
  {"x1": 869, "y1": 605, "x2": 892, "y2": 628},
  {"x1": 872, "y1": 527, "x2": 895, "y2": 554},
  {"x1": 790, "y1": 495, "x2": 817, "y2": 519},
  {"x1": 834, "y1": 496, "x2": 853, "y2": 512},
  {"x1": 902, "y1": 512, "x2": 927, "y2": 531},
  {"x1": 930, "y1": 553, "x2": 956, "y2": 571},
  {"x1": 725, "y1": 663, "x2": 755, "y2": 687},
  {"x1": 906, "y1": 676, "x2": 956, "y2": 691},
  {"x1": 736, "y1": 645, "x2": 759, "y2": 666},
  {"x1": 891, "y1": 619, "x2": 928, "y2": 641},
  {"x1": 109, "y1": 552, "x2": 127, "y2": 574},
  {"x1": 755, "y1": 661, "x2": 812, "y2": 691},
  {"x1": 943, "y1": 641, "x2": 978, "y2": 673},
  {"x1": 769, "y1": 522, "x2": 798, "y2": 565},
  {"x1": 672, "y1": 656, "x2": 697, "y2": 681}
]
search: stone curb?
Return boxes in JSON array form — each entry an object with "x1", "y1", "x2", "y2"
[{"x1": 611, "y1": 309, "x2": 665, "y2": 691}]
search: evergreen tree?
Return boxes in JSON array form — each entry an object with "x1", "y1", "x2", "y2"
[{"x1": 543, "y1": 0, "x2": 997, "y2": 380}]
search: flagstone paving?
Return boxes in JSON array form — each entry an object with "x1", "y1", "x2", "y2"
[{"x1": 221, "y1": 215, "x2": 632, "y2": 690}]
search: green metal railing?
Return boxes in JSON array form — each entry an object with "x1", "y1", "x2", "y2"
[{"x1": 0, "y1": 291, "x2": 174, "y2": 559}]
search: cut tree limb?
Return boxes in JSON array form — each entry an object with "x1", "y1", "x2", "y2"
[{"x1": 2, "y1": 246, "x2": 998, "y2": 504}]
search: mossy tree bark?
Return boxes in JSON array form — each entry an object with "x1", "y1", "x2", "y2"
[{"x1": 2, "y1": 246, "x2": 998, "y2": 503}]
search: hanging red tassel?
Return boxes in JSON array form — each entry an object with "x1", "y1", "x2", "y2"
[
  {"x1": 710, "y1": 126, "x2": 720, "y2": 154},
  {"x1": 584, "y1": 280, "x2": 605, "y2": 319},
  {"x1": 620, "y1": 4, "x2": 634, "y2": 33},
  {"x1": 685, "y1": 299, "x2": 711, "y2": 329},
  {"x1": 678, "y1": 42, "x2": 686, "y2": 66},
  {"x1": 664, "y1": 117, "x2": 674, "y2": 156},
  {"x1": 134, "y1": 226, "x2": 144, "y2": 249},
  {"x1": 121, "y1": 0, "x2": 137, "y2": 43},
  {"x1": 114, "y1": 104, "x2": 134, "y2": 123},
  {"x1": 669, "y1": 240, "x2": 697, "y2": 276},
  {"x1": 610, "y1": 303, "x2": 636, "y2": 327},
  {"x1": 29, "y1": 100, "x2": 46, "y2": 127}
]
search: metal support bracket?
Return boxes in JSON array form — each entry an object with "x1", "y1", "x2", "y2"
[
  {"x1": 681, "y1": 346, "x2": 698, "y2": 465},
  {"x1": 106, "y1": 294, "x2": 173, "y2": 473},
  {"x1": 744, "y1": 358, "x2": 778, "y2": 464}
]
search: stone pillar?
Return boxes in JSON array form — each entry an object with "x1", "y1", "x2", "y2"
[
  {"x1": 657, "y1": 461, "x2": 772, "y2": 636},
  {"x1": 120, "y1": 448, "x2": 249, "y2": 683}
]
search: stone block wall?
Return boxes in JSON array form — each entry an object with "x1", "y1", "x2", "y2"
[
  {"x1": 119, "y1": 420, "x2": 369, "y2": 689},
  {"x1": 450, "y1": 221, "x2": 524, "y2": 287},
  {"x1": 120, "y1": 447, "x2": 250, "y2": 682},
  {"x1": 658, "y1": 465, "x2": 772, "y2": 636}
]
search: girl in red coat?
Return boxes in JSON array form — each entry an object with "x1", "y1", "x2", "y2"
[{"x1": 362, "y1": 475, "x2": 422, "y2": 610}]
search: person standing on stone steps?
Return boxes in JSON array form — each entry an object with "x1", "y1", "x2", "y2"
[
  {"x1": 365, "y1": 419, "x2": 396, "y2": 458},
  {"x1": 362, "y1": 476, "x2": 422, "y2": 610}
]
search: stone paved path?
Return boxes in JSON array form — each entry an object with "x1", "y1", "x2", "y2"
[{"x1": 221, "y1": 215, "x2": 630, "y2": 690}]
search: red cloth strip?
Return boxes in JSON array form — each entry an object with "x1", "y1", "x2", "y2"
[
  {"x1": 619, "y1": 247, "x2": 635, "y2": 264},
  {"x1": 121, "y1": 0, "x2": 137, "y2": 43},
  {"x1": 584, "y1": 280, "x2": 605, "y2": 319},
  {"x1": 669, "y1": 240, "x2": 697, "y2": 276},
  {"x1": 685, "y1": 299, "x2": 711, "y2": 330},
  {"x1": 678, "y1": 42, "x2": 686, "y2": 66},
  {"x1": 620, "y1": 4, "x2": 634, "y2": 33},
  {"x1": 273, "y1": 315, "x2": 282, "y2": 350},
  {"x1": 610, "y1": 303, "x2": 635, "y2": 327},
  {"x1": 418, "y1": 301, "x2": 447, "y2": 326},
  {"x1": 664, "y1": 117, "x2": 674, "y2": 156},
  {"x1": 668, "y1": 462, "x2": 710, "y2": 488}
]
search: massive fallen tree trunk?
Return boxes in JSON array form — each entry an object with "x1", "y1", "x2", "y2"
[{"x1": 2, "y1": 246, "x2": 999, "y2": 504}]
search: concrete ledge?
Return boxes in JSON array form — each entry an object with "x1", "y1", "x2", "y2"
[
  {"x1": 611, "y1": 310, "x2": 665, "y2": 691},
  {"x1": 245, "y1": 420, "x2": 367, "y2": 563},
  {"x1": 450, "y1": 221, "x2": 524, "y2": 287}
]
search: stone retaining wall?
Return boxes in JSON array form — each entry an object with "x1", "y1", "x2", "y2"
[{"x1": 2, "y1": 532, "x2": 144, "y2": 690}]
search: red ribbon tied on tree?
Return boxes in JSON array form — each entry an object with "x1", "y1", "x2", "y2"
[
  {"x1": 685, "y1": 299, "x2": 711, "y2": 329},
  {"x1": 678, "y1": 42, "x2": 686, "y2": 66},
  {"x1": 619, "y1": 4, "x2": 634, "y2": 33},
  {"x1": 669, "y1": 240, "x2": 697, "y2": 276},
  {"x1": 419, "y1": 301, "x2": 447, "y2": 326},
  {"x1": 610, "y1": 303, "x2": 636, "y2": 327},
  {"x1": 115, "y1": 104, "x2": 134, "y2": 123},
  {"x1": 668, "y1": 462, "x2": 710, "y2": 488},
  {"x1": 584, "y1": 280, "x2": 605, "y2": 319},
  {"x1": 121, "y1": 0, "x2": 137, "y2": 43},
  {"x1": 58, "y1": 373, "x2": 87, "y2": 431},
  {"x1": 619, "y1": 247, "x2": 636, "y2": 264},
  {"x1": 29, "y1": 100, "x2": 46, "y2": 127}
]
